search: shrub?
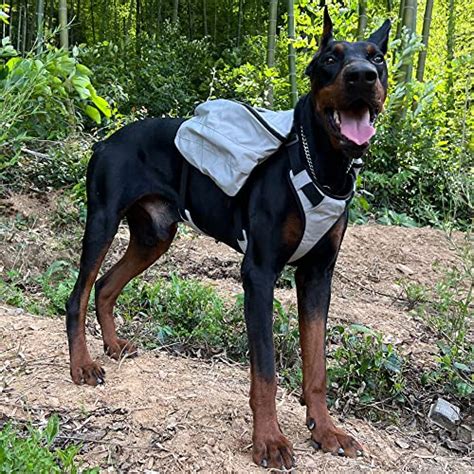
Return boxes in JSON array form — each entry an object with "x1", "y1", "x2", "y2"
[
  {"x1": 117, "y1": 274, "x2": 245, "y2": 352},
  {"x1": 328, "y1": 324, "x2": 406, "y2": 406},
  {"x1": 38, "y1": 260, "x2": 79, "y2": 316},
  {"x1": 0, "y1": 416, "x2": 97, "y2": 473},
  {"x1": 0, "y1": 38, "x2": 111, "y2": 189},
  {"x1": 0, "y1": 39, "x2": 110, "y2": 144},
  {"x1": 80, "y1": 23, "x2": 214, "y2": 117},
  {"x1": 402, "y1": 243, "x2": 473, "y2": 402}
]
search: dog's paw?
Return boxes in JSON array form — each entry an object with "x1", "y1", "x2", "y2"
[
  {"x1": 104, "y1": 338, "x2": 138, "y2": 361},
  {"x1": 252, "y1": 431, "x2": 294, "y2": 469},
  {"x1": 308, "y1": 418, "x2": 363, "y2": 458},
  {"x1": 71, "y1": 360, "x2": 105, "y2": 386}
]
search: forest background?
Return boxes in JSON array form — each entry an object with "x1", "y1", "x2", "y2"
[
  {"x1": 0, "y1": 2, "x2": 473, "y2": 469},
  {"x1": 0, "y1": 0, "x2": 472, "y2": 228}
]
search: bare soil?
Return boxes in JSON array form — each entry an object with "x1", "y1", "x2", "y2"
[
  {"x1": 0, "y1": 193, "x2": 472, "y2": 472},
  {"x1": 0, "y1": 307, "x2": 471, "y2": 473}
]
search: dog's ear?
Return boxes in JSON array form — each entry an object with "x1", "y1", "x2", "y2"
[
  {"x1": 320, "y1": 6, "x2": 334, "y2": 49},
  {"x1": 305, "y1": 7, "x2": 333, "y2": 77},
  {"x1": 367, "y1": 19, "x2": 391, "y2": 54}
]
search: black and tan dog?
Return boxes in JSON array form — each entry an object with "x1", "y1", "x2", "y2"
[{"x1": 66, "y1": 10, "x2": 390, "y2": 469}]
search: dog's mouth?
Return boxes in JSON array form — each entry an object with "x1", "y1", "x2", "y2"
[{"x1": 325, "y1": 100, "x2": 379, "y2": 147}]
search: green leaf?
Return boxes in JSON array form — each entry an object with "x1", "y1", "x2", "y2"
[
  {"x1": 84, "y1": 105, "x2": 101, "y2": 124},
  {"x1": 349, "y1": 324, "x2": 375, "y2": 335},
  {"x1": 455, "y1": 381, "x2": 473, "y2": 396},
  {"x1": 454, "y1": 362, "x2": 471, "y2": 373},
  {"x1": 91, "y1": 93, "x2": 112, "y2": 118},
  {"x1": 44, "y1": 415, "x2": 59, "y2": 446},
  {"x1": 6, "y1": 56, "x2": 21, "y2": 71},
  {"x1": 384, "y1": 354, "x2": 402, "y2": 373},
  {"x1": 72, "y1": 76, "x2": 92, "y2": 99},
  {"x1": 76, "y1": 63, "x2": 93, "y2": 76}
]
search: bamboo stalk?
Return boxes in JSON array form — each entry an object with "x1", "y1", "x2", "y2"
[
  {"x1": 288, "y1": 0, "x2": 298, "y2": 107},
  {"x1": 59, "y1": 0, "x2": 68, "y2": 49},
  {"x1": 267, "y1": 0, "x2": 278, "y2": 108},
  {"x1": 357, "y1": 0, "x2": 368, "y2": 40},
  {"x1": 416, "y1": 0, "x2": 434, "y2": 82}
]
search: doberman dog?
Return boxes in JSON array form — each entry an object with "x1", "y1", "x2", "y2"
[{"x1": 66, "y1": 9, "x2": 390, "y2": 469}]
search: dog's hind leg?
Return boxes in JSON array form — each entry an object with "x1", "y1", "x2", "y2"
[
  {"x1": 66, "y1": 205, "x2": 121, "y2": 386},
  {"x1": 95, "y1": 197, "x2": 177, "y2": 361}
]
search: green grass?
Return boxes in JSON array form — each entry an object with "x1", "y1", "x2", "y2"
[
  {"x1": 2, "y1": 247, "x2": 471, "y2": 416},
  {"x1": 401, "y1": 240, "x2": 473, "y2": 401},
  {"x1": 0, "y1": 416, "x2": 97, "y2": 474}
]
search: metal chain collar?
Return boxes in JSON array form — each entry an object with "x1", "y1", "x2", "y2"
[
  {"x1": 299, "y1": 125, "x2": 354, "y2": 181},
  {"x1": 299, "y1": 125, "x2": 318, "y2": 182}
]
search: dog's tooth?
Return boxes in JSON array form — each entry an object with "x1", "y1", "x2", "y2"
[{"x1": 334, "y1": 110, "x2": 340, "y2": 126}]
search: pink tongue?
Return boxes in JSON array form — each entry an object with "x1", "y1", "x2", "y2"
[{"x1": 339, "y1": 108, "x2": 375, "y2": 145}]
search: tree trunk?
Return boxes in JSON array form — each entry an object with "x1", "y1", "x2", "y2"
[
  {"x1": 59, "y1": 0, "x2": 68, "y2": 49},
  {"x1": 213, "y1": 0, "x2": 217, "y2": 39},
  {"x1": 267, "y1": 0, "x2": 278, "y2": 108},
  {"x1": 237, "y1": 0, "x2": 243, "y2": 46},
  {"x1": 22, "y1": 0, "x2": 27, "y2": 52},
  {"x1": 416, "y1": 0, "x2": 434, "y2": 82},
  {"x1": 357, "y1": 0, "x2": 367, "y2": 40},
  {"x1": 76, "y1": 0, "x2": 82, "y2": 44},
  {"x1": 398, "y1": 0, "x2": 417, "y2": 84},
  {"x1": 288, "y1": 0, "x2": 298, "y2": 107},
  {"x1": 395, "y1": 0, "x2": 406, "y2": 41},
  {"x1": 202, "y1": 0, "x2": 208, "y2": 36},
  {"x1": 90, "y1": 0, "x2": 96, "y2": 42},
  {"x1": 36, "y1": 0, "x2": 45, "y2": 52},
  {"x1": 136, "y1": 0, "x2": 141, "y2": 38},
  {"x1": 16, "y1": 5, "x2": 22, "y2": 50},
  {"x1": 6, "y1": 2, "x2": 12, "y2": 39},
  {"x1": 113, "y1": 0, "x2": 118, "y2": 36},
  {"x1": 157, "y1": 0, "x2": 162, "y2": 34},
  {"x1": 172, "y1": 0, "x2": 179, "y2": 23},
  {"x1": 226, "y1": 0, "x2": 231, "y2": 41},
  {"x1": 446, "y1": 0, "x2": 455, "y2": 112},
  {"x1": 187, "y1": 0, "x2": 192, "y2": 39}
]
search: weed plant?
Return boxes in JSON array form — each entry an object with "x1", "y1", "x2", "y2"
[
  {"x1": 327, "y1": 324, "x2": 406, "y2": 409},
  {"x1": 402, "y1": 239, "x2": 473, "y2": 401},
  {"x1": 0, "y1": 416, "x2": 97, "y2": 473},
  {"x1": 1, "y1": 251, "x2": 469, "y2": 414}
]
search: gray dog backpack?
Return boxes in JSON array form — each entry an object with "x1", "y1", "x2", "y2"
[{"x1": 174, "y1": 99, "x2": 361, "y2": 263}]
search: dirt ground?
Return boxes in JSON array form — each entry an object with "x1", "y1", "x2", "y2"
[
  {"x1": 0, "y1": 193, "x2": 472, "y2": 472},
  {"x1": 0, "y1": 307, "x2": 471, "y2": 473}
]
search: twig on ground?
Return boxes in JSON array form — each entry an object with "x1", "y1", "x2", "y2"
[{"x1": 20, "y1": 148, "x2": 51, "y2": 160}]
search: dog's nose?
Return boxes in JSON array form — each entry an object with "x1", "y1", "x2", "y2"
[{"x1": 344, "y1": 63, "x2": 377, "y2": 86}]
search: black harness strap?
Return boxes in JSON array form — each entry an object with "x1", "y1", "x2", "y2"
[
  {"x1": 178, "y1": 159, "x2": 189, "y2": 218},
  {"x1": 287, "y1": 135, "x2": 304, "y2": 175},
  {"x1": 300, "y1": 182, "x2": 324, "y2": 207}
]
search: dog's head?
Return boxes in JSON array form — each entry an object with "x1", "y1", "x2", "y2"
[{"x1": 306, "y1": 9, "x2": 391, "y2": 158}]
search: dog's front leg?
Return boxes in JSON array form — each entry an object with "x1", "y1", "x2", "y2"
[
  {"x1": 241, "y1": 256, "x2": 294, "y2": 469},
  {"x1": 295, "y1": 262, "x2": 364, "y2": 458}
]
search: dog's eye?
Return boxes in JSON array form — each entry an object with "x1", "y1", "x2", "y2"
[
  {"x1": 324, "y1": 56, "x2": 336, "y2": 65},
  {"x1": 372, "y1": 55, "x2": 384, "y2": 64}
]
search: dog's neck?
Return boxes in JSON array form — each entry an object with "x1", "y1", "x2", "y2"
[{"x1": 297, "y1": 94, "x2": 355, "y2": 195}]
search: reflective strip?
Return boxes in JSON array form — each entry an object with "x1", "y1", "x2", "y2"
[
  {"x1": 237, "y1": 229, "x2": 248, "y2": 253},
  {"x1": 181, "y1": 209, "x2": 206, "y2": 235},
  {"x1": 288, "y1": 170, "x2": 347, "y2": 263}
]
